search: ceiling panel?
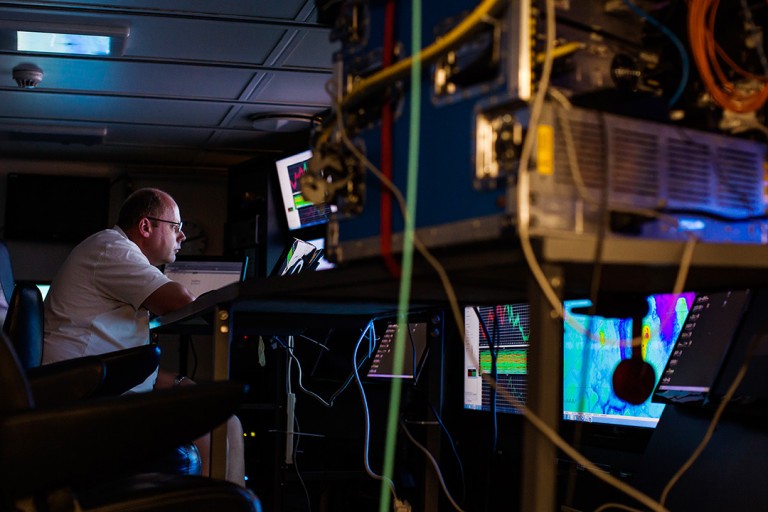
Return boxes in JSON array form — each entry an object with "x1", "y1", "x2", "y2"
[
  {"x1": 250, "y1": 71, "x2": 332, "y2": 105},
  {"x1": 0, "y1": 0, "x2": 336, "y2": 170},
  {"x1": 27, "y1": 0, "x2": 315, "y2": 20},
  {"x1": 0, "y1": 91, "x2": 234, "y2": 125},
  {"x1": 1, "y1": 56, "x2": 259, "y2": 98},
  {"x1": 122, "y1": 18, "x2": 287, "y2": 64}
]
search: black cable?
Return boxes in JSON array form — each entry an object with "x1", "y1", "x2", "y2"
[
  {"x1": 405, "y1": 322, "x2": 418, "y2": 377},
  {"x1": 272, "y1": 327, "x2": 376, "y2": 408},
  {"x1": 292, "y1": 415, "x2": 312, "y2": 512},
  {"x1": 472, "y1": 306, "x2": 498, "y2": 512}
]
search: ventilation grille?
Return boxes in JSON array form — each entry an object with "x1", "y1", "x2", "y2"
[
  {"x1": 554, "y1": 117, "x2": 604, "y2": 189},
  {"x1": 551, "y1": 106, "x2": 765, "y2": 218},
  {"x1": 716, "y1": 147, "x2": 763, "y2": 214},
  {"x1": 610, "y1": 127, "x2": 659, "y2": 198}
]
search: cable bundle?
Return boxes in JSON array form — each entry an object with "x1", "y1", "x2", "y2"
[{"x1": 687, "y1": 0, "x2": 768, "y2": 113}]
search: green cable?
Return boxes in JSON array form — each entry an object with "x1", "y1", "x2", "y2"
[{"x1": 379, "y1": 0, "x2": 422, "y2": 510}]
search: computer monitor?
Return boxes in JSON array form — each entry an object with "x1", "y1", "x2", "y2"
[
  {"x1": 162, "y1": 257, "x2": 246, "y2": 298},
  {"x1": 270, "y1": 238, "x2": 325, "y2": 277},
  {"x1": 275, "y1": 149, "x2": 338, "y2": 231},
  {"x1": 463, "y1": 304, "x2": 530, "y2": 414},
  {"x1": 367, "y1": 321, "x2": 429, "y2": 380},
  {"x1": 562, "y1": 292, "x2": 695, "y2": 428},
  {"x1": 5, "y1": 173, "x2": 110, "y2": 243},
  {"x1": 304, "y1": 237, "x2": 335, "y2": 271},
  {"x1": 35, "y1": 282, "x2": 51, "y2": 301},
  {"x1": 653, "y1": 289, "x2": 752, "y2": 406}
]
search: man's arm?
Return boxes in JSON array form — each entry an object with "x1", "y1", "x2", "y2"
[{"x1": 142, "y1": 281, "x2": 196, "y2": 316}]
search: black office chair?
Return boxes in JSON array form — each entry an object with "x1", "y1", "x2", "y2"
[
  {"x1": 0, "y1": 241, "x2": 13, "y2": 315},
  {"x1": 3, "y1": 281, "x2": 162, "y2": 404},
  {"x1": 0, "y1": 330, "x2": 261, "y2": 511}
]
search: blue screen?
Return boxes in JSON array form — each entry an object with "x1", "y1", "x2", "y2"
[{"x1": 562, "y1": 293, "x2": 695, "y2": 428}]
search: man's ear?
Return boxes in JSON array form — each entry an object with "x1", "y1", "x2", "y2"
[{"x1": 138, "y1": 217, "x2": 153, "y2": 238}]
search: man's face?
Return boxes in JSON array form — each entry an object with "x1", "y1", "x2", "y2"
[{"x1": 145, "y1": 204, "x2": 186, "y2": 265}]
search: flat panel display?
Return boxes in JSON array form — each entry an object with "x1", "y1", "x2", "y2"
[
  {"x1": 275, "y1": 150, "x2": 338, "y2": 231},
  {"x1": 463, "y1": 304, "x2": 530, "y2": 414},
  {"x1": 563, "y1": 293, "x2": 695, "y2": 428}
]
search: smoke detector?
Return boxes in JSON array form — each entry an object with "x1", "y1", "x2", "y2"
[{"x1": 12, "y1": 63, "x2": 44, "y2": 88}]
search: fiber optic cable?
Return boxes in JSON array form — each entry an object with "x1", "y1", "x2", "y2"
[{"x1": 379, "y1": 0, "x2": 422, "y2": 509}]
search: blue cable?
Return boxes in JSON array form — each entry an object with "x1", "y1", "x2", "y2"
[{"x1": 622, "y1": 0, "x2": 690, "y2": 108}]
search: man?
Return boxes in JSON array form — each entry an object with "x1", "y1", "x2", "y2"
[{"x1": 43, "y1": 187, "x2": 244, "y2": 486}]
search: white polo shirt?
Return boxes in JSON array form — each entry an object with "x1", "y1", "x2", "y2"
[{"x1": 43, "y1": 226, "x2": 171, "y2": 392}]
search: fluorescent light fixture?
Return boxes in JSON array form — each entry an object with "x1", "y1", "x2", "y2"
[
  {"x1": 18, "y1": 31, "x2": 111, "y2": 56},
  {"x1": 0, "y1": 20, "x2": 129, "y2": 56}
]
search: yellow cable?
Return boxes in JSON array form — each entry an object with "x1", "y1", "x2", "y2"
[{"x1": 343, "y1": 0, "x2": 507, "y2": 109}]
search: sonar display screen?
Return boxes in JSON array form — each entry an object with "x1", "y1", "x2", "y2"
[{"x1": 562, "y1": 293, "x2": 695, "y2": 428}]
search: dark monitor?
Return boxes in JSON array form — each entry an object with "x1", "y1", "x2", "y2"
[
  {"x1": 563, "y1": 292, "x2": 695, "y2": 428},
  {"x1": 653, "y1": 289, "x2": 751, "y2": 406},
  {"x1": 367, "y1": 321, "x2": 429, "y2": 380},
  {"x1": 463, "y1": 304, "x2": 530, "y2": 414},
  {"x1": 5, "y1": 173, "x2": 110, "y2": 243},
  {"x1": 275, "y1": 150, "x2": 337, "y2": 232}
]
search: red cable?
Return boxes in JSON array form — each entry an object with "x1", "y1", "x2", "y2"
[{"x1": 380, "y1": 0, "x2": 401, "y2": 278}]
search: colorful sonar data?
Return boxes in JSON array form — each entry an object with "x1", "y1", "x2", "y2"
[
  {"x1": 562, "y1": 293, "x2": 695, "y2": 428},
  {"x1": 464, "y1": 304, "x2": 530, "y2": 415},
  {"x1": 275, "y1": 150, "x2": 338, "y2": 231}
]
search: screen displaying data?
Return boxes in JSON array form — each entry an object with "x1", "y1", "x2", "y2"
[
  {"x1": 563, "y1": 293, "x2": 695, "y2": 428},
  {"x1": 464, "y1": 304, "x2": 530, "y2": 414}
]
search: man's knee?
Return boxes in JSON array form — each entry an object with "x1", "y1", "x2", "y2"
[{"x1": 227, "y1": 415, "x2": 243, "y2": 438}]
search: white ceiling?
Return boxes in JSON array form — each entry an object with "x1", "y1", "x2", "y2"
[{"x1": 0, "y1": 0, "x2": 337, "y2": 170}]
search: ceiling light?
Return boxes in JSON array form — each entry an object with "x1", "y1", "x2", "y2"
[
  {"x1": 5, "y1": 124, "x2": 107, "y2": 145},
  {"x1": 249, "y1": 113, "x2": 320, "y2": 133},
  {"x1": 0, "y1": 20, "x2": 129, "y2": 56},
  {"x1": 18, "y1": 31, "x2": 111, "y2": 56}
]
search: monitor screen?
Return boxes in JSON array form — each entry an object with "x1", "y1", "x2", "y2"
[
  {"x1": 162, "y1": 258, "x2": 245, "y2": 297},
  {"x1": 463, "y1": 304, "x2": 530, "y2": 414},
  {"x1": 275, "y1": 150, "x2": 337, "y2": 231},
  {"x1": 367, "y1": 321, "x2": 428, "y2": 380},
  {"x1": 35, "y1": 282, "x2": 51, "y2": 301},
  {"x1": 305, "y1": 237, "x2": 335, "y2": 271},
  {"x1": 270, "y1": 238, "x2": 325, "y2": 277},
  {"x1": 654, "y1": 289, "x2": 751, "y2": 405},
  {"x1": 5, "y1": 173, "x2": 110, "y2": 243},
  {"x1": 562, "y1": 292, "x2": 695, "y2": 428}
]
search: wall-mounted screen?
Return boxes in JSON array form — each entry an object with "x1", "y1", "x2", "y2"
[
  {"x1": 463, "y1": 304, "x2": 530, "y2": 414},
  {"x1": 4, "y1": 173, "x2": 110, "y2": 243},
  {"x1": 275, "y1": 150, "x2": 337, "y2": 231},
  {"x1": 563, "y1": 293, "x2": 695, "y2": 428}
]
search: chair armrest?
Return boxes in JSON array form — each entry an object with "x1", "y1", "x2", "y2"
[
  {"x1": 0, "y1": 381, "x2": 247, "y2": 498},
  {"x1": 26, "y1": 357, "x2": 106, "y2": 407},
  {"x1": 93, "y1": 344, "x2": 162, "y2": 397}
]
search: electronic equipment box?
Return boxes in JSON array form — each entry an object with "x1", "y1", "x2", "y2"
[{"x1": 311, "y1": 0, "x2": 768, "y2": 262}]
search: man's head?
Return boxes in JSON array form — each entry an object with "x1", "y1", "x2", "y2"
[{"x1": 117, "y1": 188, "x2": 186, "y2": 266}]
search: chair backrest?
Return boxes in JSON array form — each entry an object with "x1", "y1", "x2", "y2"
[
  {"x1": 0, "y1": 240, "x2": 14, "y2": 326},
  {"x1": 0, "y1": 331, "x2": 34, "y2": 412},
  {"x1": 3, "y1": 282, "x2": 44, "y2": 369}
]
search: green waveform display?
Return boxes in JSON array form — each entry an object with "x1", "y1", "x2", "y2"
[
  {"x1": 477, "y1": 304, "x2": 530, "y2": 344},
  {"x1": 479, "y1": 349, "x2": 527, "y2": 374}
]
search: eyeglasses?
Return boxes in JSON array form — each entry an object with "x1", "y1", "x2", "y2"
[{"x1": 146, "y1": 216, "x2": 183, "y2": 234}]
